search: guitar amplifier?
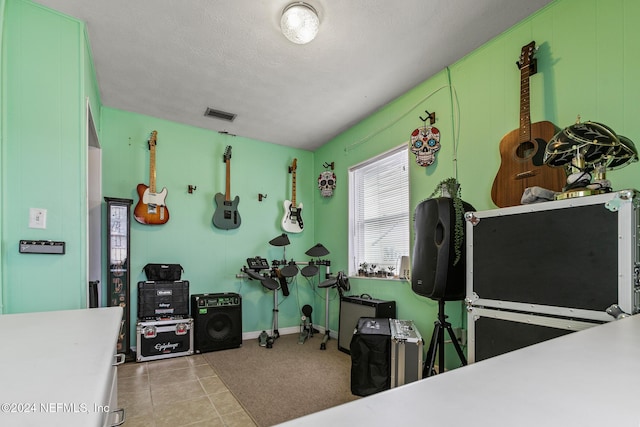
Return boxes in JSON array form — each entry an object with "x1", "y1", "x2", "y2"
[
  {"x1": 338, "y1": 295, "x2": 396, "y2": 354},
  {"x1": 137, "y1": 280, "x2": 189, "y2": 319}
]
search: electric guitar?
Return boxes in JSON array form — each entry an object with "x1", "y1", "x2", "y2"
[
  {"x1": 282, "y1": 158, "x2": 303, "y2": 233},
  {"x1": 212, "y1": 145, "x2": 241, "y2": 229},
  {"x1": 491, "y1": 41, "x2": 566, "y2": 208},
  {"x1": 134, "y1": 130, "x2": 170, "y2": 225}
]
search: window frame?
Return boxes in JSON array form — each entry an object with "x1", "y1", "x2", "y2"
[{"x1": 348, "y1": 144, "x2": 410, "y2": 278}]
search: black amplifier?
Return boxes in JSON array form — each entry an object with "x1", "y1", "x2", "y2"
[
  {"x1": 138, "y1": 280, "x2": 189, "y2": 319},
  {"x1": 191, "y1": 293, "x2": 242, "y2": 353}
]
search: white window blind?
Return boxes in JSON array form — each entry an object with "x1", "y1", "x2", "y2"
[{"x1": 349, "y1": 146, "x2": 409, "y2": 275}]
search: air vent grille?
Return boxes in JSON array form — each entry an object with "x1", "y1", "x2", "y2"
[{"x1": 204, "y1": 107, "x2": 236, "y2": 122}]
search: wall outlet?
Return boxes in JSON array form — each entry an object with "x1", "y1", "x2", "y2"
[{"x1": 29, "y1": 208, "x2": 47, "y2": 229}]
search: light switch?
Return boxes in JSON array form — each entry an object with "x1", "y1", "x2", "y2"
[{"x1": 29, "y1": 208, "x2": 47, "y2": 229}]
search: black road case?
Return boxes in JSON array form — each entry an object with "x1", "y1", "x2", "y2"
[{"x1": 465, "y1": 189, "x2": 639, "y2": 362}]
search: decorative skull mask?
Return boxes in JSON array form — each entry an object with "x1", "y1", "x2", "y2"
[
  {"x1": 410, "y1": 126, "x2": 441, "y2": 167},
  {"x1": 318, "y1": 171, "x2": 336, "y2": 197}
]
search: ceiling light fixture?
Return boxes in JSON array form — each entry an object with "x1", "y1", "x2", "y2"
[{"x1": 280, "y1": 2, "x2": 319, "y2": 45}]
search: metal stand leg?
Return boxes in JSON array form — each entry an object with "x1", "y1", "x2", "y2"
[
  {"x1": 267, "y1": 291, "x2": 280, "y2": 348},
  {"x1": 423, "y1": 299, "x2": 467, "y2": 378},
  {"x1": 321, "y1": 286, "x2": 330, "y2": 350}
]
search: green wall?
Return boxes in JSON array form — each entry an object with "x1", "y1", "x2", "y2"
[
  {"x1": 2, "y1": 0, "x2": 639, "y2": 371},
  {"x1": 1, "y1": 0, "x2": 100, "y2": 313},
  {"x1": 100, "y1": 108, "x2": 317, "y2": 338},
  {"x1": 313, "y1": 0, "x2": 640, "y2": 369}
]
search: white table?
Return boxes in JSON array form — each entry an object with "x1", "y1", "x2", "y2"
[
  {"x1": 279, "y1": 314, "x2": 640, "y2": 427},
  {"x1": 0, "y1": 307, "x2": 124, "y2": 426}
]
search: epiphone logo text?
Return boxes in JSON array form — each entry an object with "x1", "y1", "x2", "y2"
[{"x1": 154, "y1": 342, "x2": 179, "y2": 352}]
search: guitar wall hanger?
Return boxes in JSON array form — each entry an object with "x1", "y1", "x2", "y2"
[
  {"x1": 323, "y1": 161, "x2": 335, "y2": 170},
  {"x1": 419, "y1": 110, "x2": 436, "y2": 125},
  {"x1": 258, "y1": 193, "x2": 267, "y2": 202},
  {"x1": 187, "y1": 185, "x2": 197, "y2": 194}
]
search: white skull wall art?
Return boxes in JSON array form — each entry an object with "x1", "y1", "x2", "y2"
[
  {"x1": 318, "y1": 171, "x2": 336, "y2": 197},
  {"x1": 410, "y1": 126, "x2": 441, "y2": 167}
]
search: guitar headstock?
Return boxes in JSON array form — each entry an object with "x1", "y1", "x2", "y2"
[
  {"x1": 289, "y1": 158, "x2": 298, "y2": 173},
  {"x1": 148, "y1": 130, "x2": 158, "y2": 149},
  {"x1": 517, "y1": 41, "x2": 537, "y2": 74},
  {"x1": 223, "y1": 145, "x2": 232, "y2": 162}
]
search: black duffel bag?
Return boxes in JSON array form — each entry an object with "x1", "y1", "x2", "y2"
[{"x1": 143, "y1": 263, "x2": 184, "y2": 281}]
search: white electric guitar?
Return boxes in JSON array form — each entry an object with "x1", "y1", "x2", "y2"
[
  {"x1": 134, "y1": 131, "x2": 170, "y2": 225},
  {"x1": 282, "y1": 158, "x2": 303, "y2": 233}
]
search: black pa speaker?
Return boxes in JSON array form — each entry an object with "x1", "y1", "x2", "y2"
[
  {"x1": 411, "y1": 197, "x2": 474, "y2": 301},
  {"x1": 191, "y1": 293, "x2": 242, "y2": 353}
]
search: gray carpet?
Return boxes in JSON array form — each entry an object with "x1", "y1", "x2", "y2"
[{"x1": 203, "y1": 332, "x2": 360, "y2": 426}]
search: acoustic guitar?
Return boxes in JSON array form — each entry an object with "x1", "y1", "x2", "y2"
[
  {"x1": 491, "y1": 41, "x2": 566, "y2": 207},
  {"x1": 212, "y1": 145, "x2": 241, "y2": 229},
  {"x1": 282, "y1": 158, "x2": 303, "y2": 233},
  {"x1": 134, "y1": 131, "x2": 170, "y2": 225}
]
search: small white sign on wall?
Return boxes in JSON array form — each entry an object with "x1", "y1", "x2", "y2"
[{"x1": 29, "y1": 208, "x2": 47, "y2": 229}]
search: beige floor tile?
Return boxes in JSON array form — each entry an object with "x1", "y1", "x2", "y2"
[
  {"x1": 149, "y1": 366, "x2": 199, "y2": 386},
  {"x1": 146, "y1": 356, "x2": 191, "y2": 374},
  {"x1": 188, "y1": 363, "x2": 216, "y2": 379},
  {"x1": 119, "y1": 388, "x2": 152, "y2": 409},
  {"x1": 119, "y1": 361, "x2": 148, "y2": 379},
  {"x1": 153, "y1": 396, "x2": 220, "y2": 427},
  {"x1": 151, "y1": 379, "x2": 205, "y2": 405},
  {"x1": 221, "y1": 410, "x2": 257, "y2": 427},
  {"x1": 199, "y1": 376, "x2": 229, "y2": 395},
  {"x1": 208, "y1": 391, "x2": 244, "y2": 415},
  {"x1": 121, "y1": 413, "x2": 155, "y2": 426},
  {"x1": 186, "y1": 354, "x2": 209, "y2": 366},
  {"x1": 119, "y1": 354, "x2": 253, "y2": 427},
  {"x1": 180, "y1": 419, "x2": 225, "y2": 427}
]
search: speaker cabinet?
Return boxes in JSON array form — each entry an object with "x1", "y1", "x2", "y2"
[
  {"x1": 338, "y1": 296, "x2": 396, "y2": 354},
  {"x1": 412, "y1": 197, "x2": 474, "y2": 301},
  {"x1": 191, "y1": 293, "x2": 242, "y2": 353}
]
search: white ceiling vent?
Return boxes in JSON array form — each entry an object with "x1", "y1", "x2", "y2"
[{"x1": 204, "y1": 107, "x2": 237, "y2": 122}]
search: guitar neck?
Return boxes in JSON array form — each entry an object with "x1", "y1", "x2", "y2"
[
  {"x1": 291, "y1": 169, "x2": 297, "y2": 206},
  {"x1": 225, "y1": 159, "x2": 231, "y2": 201},
  {"x1": 149, "y1": 143, "x2": 157, "y2": 193},
  {"x1": 519, "y1": 66, "x2": 532, "y2": 143}
]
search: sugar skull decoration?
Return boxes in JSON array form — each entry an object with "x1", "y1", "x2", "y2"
[
  {"x1": 410, "y1": 126, "x2": 441, "y2": 167},
  {"x1": 318, "y1": 171, "x2": 336, "y2": 197}
]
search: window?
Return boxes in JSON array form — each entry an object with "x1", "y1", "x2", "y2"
[{"x1": 349, "y1": 145, "x2": 410, "y2": 277}]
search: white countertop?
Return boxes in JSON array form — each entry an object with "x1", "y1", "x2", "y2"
[
  {"x1": 279, "y1": 314, "x2": 640, "y2": 427},
  {"x1": 0, "y1": 307, "x2": 123, "y2": 426}
]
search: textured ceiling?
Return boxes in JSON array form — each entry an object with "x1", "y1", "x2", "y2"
[{"x1": 32, "y1": 0, "x2": 554, "y2": 151}]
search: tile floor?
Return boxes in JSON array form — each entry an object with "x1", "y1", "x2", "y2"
[{"x1": 118, "y1": 354, "x2": 256, "y2": 427}]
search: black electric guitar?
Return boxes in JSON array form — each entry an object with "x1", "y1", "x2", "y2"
[
  {"x1": 281, "y1": 158, "x2": 303, "y2": 233},
  {"x1": 491, "y1": 41, "x2": 566, "y2": 207},
  {"x1": 212, "y1": 146, "x2": 241, "y2": 229},
  {"x1": 134, "y1": 131, "x2": 170, "y2": 225}
]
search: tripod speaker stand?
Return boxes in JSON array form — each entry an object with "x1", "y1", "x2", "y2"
[{"x1": 423, "y1": 299, "x2": 467, "y2": 377}]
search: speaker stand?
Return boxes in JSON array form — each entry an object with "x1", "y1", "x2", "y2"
[{"x1": 423, "y1": 299, "x2": 467, "y2": 377}]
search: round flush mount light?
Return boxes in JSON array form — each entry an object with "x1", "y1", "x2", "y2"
[{"x1": 280, "y1": 2, "x2": 319, "y2": 44}]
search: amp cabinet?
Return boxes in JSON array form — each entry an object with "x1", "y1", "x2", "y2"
[
  {"x1": 466, "y1": 189, "x2": 640, "y2": 362},
  {"x1": 191, "y1": 293, "x2": 242, "y2": 353},
  {"x1": 338, "y1": 295, "x2": 396, "y2": 354}
]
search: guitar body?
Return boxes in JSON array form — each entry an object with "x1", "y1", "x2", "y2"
[
  {"x1": 282, "y1": 200, "x2": 303, "y2": 233},
  {"x1": 212, "y1": 192, "x2": 241, "y2": 230},
  {"x1": 491, "y1": 42, "x2": 567, "y2": 208},
  {"x1": 134, "y1": 183, "x2": 170, "y2": 225},
  {"x1": 491, "y1": 121, "x2": 566, "y2": 207}
]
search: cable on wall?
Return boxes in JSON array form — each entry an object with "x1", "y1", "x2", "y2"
[{"x1": 344, "y1": 71, "x2": 461, "y2": 172}]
